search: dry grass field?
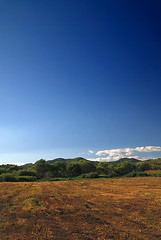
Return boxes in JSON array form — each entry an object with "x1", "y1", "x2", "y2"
[{"x1": 1, "y1": 177, "x2": 161, "y2": 240}]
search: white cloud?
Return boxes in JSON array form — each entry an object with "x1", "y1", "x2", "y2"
[
  {"x1": 93, "y1": 146, "x2": 161, "y2": 162},
  {"x1": 96, "y1": 146, "x2": 161, "y2": 157},
  {"x1": 88, "y1": 150, "x2": 94, "y2": 154},
  {"x1": 88, "y1": 156, "x2": 112, "y2": 162},
  {"x1": 135, "y1": 146, "x2": 161, "y2": 152}
]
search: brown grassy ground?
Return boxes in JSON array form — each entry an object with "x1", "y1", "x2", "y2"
[
  {"x1": 0, "y1": 177, "x2": 161, "y2": 240},
  {"x1": 146, "y1": 169, "x2": 161, "y2": 175}
]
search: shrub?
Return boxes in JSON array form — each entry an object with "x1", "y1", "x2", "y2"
[
  {"x1": 126, "y1": 171, "x2": 148, "y2": 177},
  {"x1": 106, "y1": 172, "x2": 118, "y2": 178},
  {"x1": 74, "y1": 173, "x2": 86, "y2": 180},
  {"x1": 1, "y1": 173, "x2": 17, "y2": 182},
  {"x1": 154, "y1": 171, "x2": 161, "y2": 177},
  {"x1": 85, "y1": 172, "x2": 99, "y2": 179},
  {"x1": 18, "y1": 170, "x2": 38, "y2": 177},
  {"x1": 7, "y1": 165, "x2": 22, "y2": 173},
  {"x1": 34, "y1": 159, "x2": 50, "y2": 178},
  {"x1": 136, "y1": 171, "x2": 148, "y2": 177},
  {"x1": 114, "y1": 162, "x2": 136, "y2": 176},
  {"x1": 96, "y1": 162, "x2": 112, "y2": 175},
  {"x1": 0, "y1": 168, "x2": 6, "y2": 174},
  {"x1": 51, "y1": 162, "x2": 67, "y2": 177},
  {"x1": 79, "y1": 160, "x2": 96, "y2": 173},
  {"x1": 47, "y1": 178, "x2": 65, "y2": 181},
  {"x1": 136, "y1": 162, "x2": 150, "y2": 171},
  {"x1": 126, "y1": 171, "x2": 137, "y2": 177},
  {"x1": 0, "y1": 174, "x2": 3, "y2": 182},
  {"x1": 16, "y1": 176, "x2": 37, "y2": 182},
  {"x1": 66, "y1": 162, "x2": 82, "y2": 177}
]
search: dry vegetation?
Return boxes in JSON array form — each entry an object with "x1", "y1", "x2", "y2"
[{"x1": 1, "y1": 177, "x2": 161, "y2": 239}]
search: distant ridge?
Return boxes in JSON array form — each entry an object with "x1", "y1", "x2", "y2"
[
  {"x1": 47, "y1": 157, "x2": 86, "y2": 164},
  {"x1": 110, "y1": 158, "x2": 141, "y2": 165},
  {"x1": 21, "y1": 163, "x2": 34, "y2": 169}
]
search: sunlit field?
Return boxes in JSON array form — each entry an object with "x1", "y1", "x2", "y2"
[{"x1": 1, "y1": 177, "x2": 161, "y2": 239}]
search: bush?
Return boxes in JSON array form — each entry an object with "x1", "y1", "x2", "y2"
[
  {"x1": 16, "y1": 176, "x2": 37, "y2": 182},
  {"x1": 0, "y1": 168, "x2": 6, "y2": 174},
  {"x1": 18, "y1": 170, "x2": 38, "y2": 177},
  {"x1": 106, "y1": 172, "x2": 118, "y2": 178},
  {"x1": 66, "y1": 162, "x2": 82, "y2": 177},
  {"x1": 136, "y1": 171, "x2": 148, "y2": 177},
  {"x1": 85, "y1": 172, "x2": 99, "y2": 179},
  {"x1": 126, "y1": 171, "x2": 137, "y2": 177},
  {"x1": 34, "y1": 159, "x2": 50, "y2": 178},
  {"x1": 126, "y1": 171, "x2": 148, "y2": 177},
  {"x1": 114, "y1": 162, "x2": 136, "y2": 176},
  {"x1": 74, "y1": 173, "x2": 86, "y2": 180},
  {"x1": 136, "y1": 162, "x2": 150, "y2": 171},
  {"x1": 1, "y1": 173, "x2": 17, "y2": 182},
  {"x1": 7, "y1": 165, "x2": 22, "y2": 173},
  {"x1": 47, "y1": 177, "x2": 66, "y2": 181},
  {"x1": 79, "y1": 160, "x2": 96, "y2": 173},
  {"x1": 0, "y1": 174, "x2": 3, "y2": 181},
  {"x1": 96, "y1": 162, "x2": 113, "y2": 175},
  {"x1": 154, "y1": 171, "x2": 161, "y2": 177}
]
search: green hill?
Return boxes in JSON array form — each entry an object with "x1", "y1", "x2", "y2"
[
  {"x1": 47, "y1": 157, "x2": 87, "y2": 164},
  {"x1": 105, "y1": 158, "x2": 141, "y2": 166},
  {"x1": 22, "y1": 163, "x2": 34, "y2": 169},
  {"x1": 145, "y1": 158, "x2": 161, "y2": 170}
]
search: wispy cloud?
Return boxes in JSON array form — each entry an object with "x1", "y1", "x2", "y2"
[
  {"x1": 88, "y1": 150, "x2": 94, "y2": 154},
  {"x1": 88, "y1": 146, "x2": 161, "y2": 162}
]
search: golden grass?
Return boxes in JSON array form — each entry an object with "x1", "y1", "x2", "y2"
[{"x1": 0, "y1": 177, "x2": 161, "y2": 239}]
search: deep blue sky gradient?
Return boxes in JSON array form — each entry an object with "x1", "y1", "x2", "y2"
[{"x1": 0, "y1": 0, "x2": 161, "y2": 164}]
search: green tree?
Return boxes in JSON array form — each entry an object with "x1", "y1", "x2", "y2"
[
  {"x1": 0, "y1": 167, "x2": 6, "y2": 174},
  {"x1": 114, "y1": 162, "x2": 135, "y2": 176},
  {"x1": 96, "y1": 162, "x2": 109, "y2": 175},
  {"x1": 18, "y1": 170, "x2": 38, "y2": 177},
  {"x1": 51, "y1": 161, "x2": 67, "y2": 177},
  {"x1": 7, "y1": 165, "x2": 22, "y2": 173},
  {"x1": 66, "y1": 162, "x2": 82, "y2": 177},
  {"x1": 79, "y1": 160, "x2": 96, "y2": 173},
  {"x1": 136, "y1": 162, "x2": 150, "y2": 172},
  {"x1": 34, "y1": 159, "x2": 49, "y2": 178}
]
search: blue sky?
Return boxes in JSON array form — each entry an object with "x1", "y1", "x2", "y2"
[{"x1": 0, "y1": 0, "x2": 161, "y2": 164}]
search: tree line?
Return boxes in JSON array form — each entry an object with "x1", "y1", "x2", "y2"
[{"x1": 0, "y1": 158, "x2": 151, "y2": 182}]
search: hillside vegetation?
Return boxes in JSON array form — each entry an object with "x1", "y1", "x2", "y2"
[{"x1": 1, "y1": 157, "x2": 161, "y2": 182}]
